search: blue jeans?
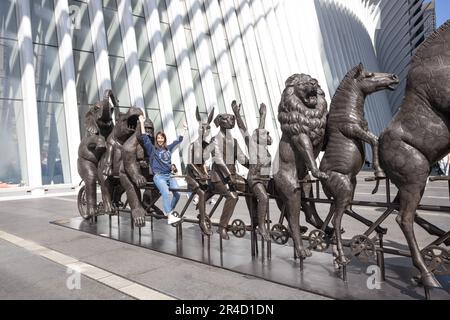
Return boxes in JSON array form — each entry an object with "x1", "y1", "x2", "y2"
[{"x1": 153, "y1": 173, "x2": 180, "y2": 215}]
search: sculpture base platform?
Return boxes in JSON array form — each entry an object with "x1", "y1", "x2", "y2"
[{"x1": 51, "y1": 216, "x2": 450, "y2": 300}]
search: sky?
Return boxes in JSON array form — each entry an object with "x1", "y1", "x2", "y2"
[{"x1": 435, "y1": 0, "x2": 450, "y2": 27}]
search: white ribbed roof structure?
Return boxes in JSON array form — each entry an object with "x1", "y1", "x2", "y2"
[{"x1": 0, "y1": 0, "x2": 435, "y2": 192}]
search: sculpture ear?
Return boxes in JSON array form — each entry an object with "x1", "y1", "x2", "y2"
[
  {"x1": 214, "y1": 114, "x2": 222, "y2": 127},
  {"x1": 196, "y1": 106, "x2": 201, "y2": 122},
  {"x1": 207, "y1": 108, "x2": 215, "y2": 125},
  {"x1": 354, "y1": 63, "x2": 363, "y2": 78}
]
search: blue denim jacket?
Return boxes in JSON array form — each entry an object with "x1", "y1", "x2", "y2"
[{"x1": 139, "y1": 134, "x2": 183, "y2": 175}]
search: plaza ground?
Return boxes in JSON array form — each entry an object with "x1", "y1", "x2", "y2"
[{"x1": 0, "y1": 172, "x2": 448, "y2": 300}]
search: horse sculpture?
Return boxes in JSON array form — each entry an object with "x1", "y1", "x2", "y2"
[
  {"x1": 186, "y1": 107, "x2": 215, "y2": 236},
  {"x1": 318, "y1": 64, "x2": 399, "y2": 265},
  {"x1": 378, "y1": 20, "x2": 450, "y2": 289}
]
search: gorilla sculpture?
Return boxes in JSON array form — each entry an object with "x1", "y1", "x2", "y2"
[
  {"x1": 77, "y1": 90, "x2": 117, "y2": 218},
  {"x1": 274, "y1": 74, "x2": 328, "y2": 259},
  {"x1": 97, "y1": 107, "x2": 144, "y2": 216},
  {"x1": 120, "y1": 117, "x2": 160, "y2": 227}
]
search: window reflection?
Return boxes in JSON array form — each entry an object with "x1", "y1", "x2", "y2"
[
  {"x1": 0, "y1": 1, "x2": 26, "y2": 187},
  {"x1": 32, "y1": 0, "x2": 71, "y2": 185}
]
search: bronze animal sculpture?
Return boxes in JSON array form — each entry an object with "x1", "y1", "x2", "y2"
[
  {"x1": 186, "y1": 107, "x2": 215, "y2": 236},
  {"x1": 120, "y1": 117, "x2": 159, "y2": 227},
  {"x1": 97, "y1": 107, "x2": 144, "y2": 216},
  {"x1": 378, "y1": 21, "x2": 450, "y2": 289},
  {"x1": 274, "y1": 74, "x2": 328, "y2": 259},
  {"x1": 210, "y1": 113, "x2": 249, "y2": 240},
  {"x1": 232, "y1": 101, "x2": 273, "y2": 240},
  {"x1": 318, "y1": 64, "x2": 399, "y2": 265},
  {"x1": 77, "y1": 90, "x2": 117, "y2": 218}
]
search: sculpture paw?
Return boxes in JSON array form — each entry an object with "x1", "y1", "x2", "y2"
[
  {"x1": 218, "y1": 227, "x2": 230, "y2": 240},
  {"x1": 335, "y1": 254, "x2": 351, "y2": 266},
  {"x1": 296, "y1": 247, "x2": 312, "y2": 259},
  {"x1": 102, "y1": 202, "x2": 114, "y2": 215},
  {"x1": 134, "y1": 216, "x2": 146, "y2": 228},
  {"x1": 132, "y1": 208, "x2": 146, "y2": 226},
  {"x1": 199, "y1": 221, "x2": 213, "y2": 236},
  {"x1": 312, "y1": 169, "x2": 329, "y2": 181},
  {"x1": 86, "y1": 206, "x2": 96, "y2": 218},
  {"x1": 133, "y1": 174, "x2": 147, "y2": 188},
  {"x1": 421, "y1": 272, "x2": 442, "y2": 289},
  {"x1": 103, "y1": 164, "x2": 112, "y2": 177},
  {"x1": 256, "y1": 226, "x2": 271, "y2": 241}
]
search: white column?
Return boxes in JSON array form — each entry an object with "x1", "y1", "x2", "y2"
[
  {"x1": 117, "y1": 0, "x2": 145, "y2": 109},
  {"x1": 204, "y1": 0, "x2": 245, "y2": 144},
  {"x1": 164, "y1": 0, "x2": 198, "y2": 141},
  {"x1": 88, "y1": 0, "x2": 112, "y2": 97},
  {"x1": 219, "y1": 0, "x2": 258, "y2": 133},
  {"x1": 54, "y1": 0, "x2": 82, "y2": 185},
  {"x1": 232, "y1": 0, "x2": 280, "y2": 147},
  {"x1": 250, "y1": 0, "x2": 285, "y2": 101},
  {"x1": 142, "y1": 0, "x2": 180, "y2": 167},
  {"x1": 185, "y1": 0, "x2": 218, "y2": 116},
  {"x1": 16, "y1": 0, "x2": 44, "y2": 195},
  {"x1": 204, "y1": 0, "x2": 237, "y2": 111}
]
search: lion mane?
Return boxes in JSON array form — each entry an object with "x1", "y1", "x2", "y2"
[{"x1": 278, "y1": 74, "x2": 328, "y2": 147}]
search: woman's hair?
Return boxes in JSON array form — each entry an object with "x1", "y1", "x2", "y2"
[{"x1": 155, "y1": 131, "x2": 167, "y2": 149}]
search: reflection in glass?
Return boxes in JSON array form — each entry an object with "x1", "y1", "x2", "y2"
[
  {"x1": 131, "y1": 0, "x2": 144, "y2": 17},
  {"x1": 161, "y1": 23, "x2": 176, "y2": 66},
  {"x1": 30, "y1": 0, "x2": 58, "y2": 46},
  {"x1": 0, "y1": 0, "x2": 18, "y2": 40},
  {"x1": 0, "y1": 39, "x2": 22, "y2": 100},
  {"x1": 73, "y1": 51, "x2": 100, "y2": 135},
  {"x1": 192, "y1": 70, "x2": 206, "y2": 113},
  {"x1": 134, "y1": 15, "x2": 152, "y2": 62},
  {"x1": 69, "y1": 0, "x2": 94, "y2": 51},
  {"x1": 167, "y1": 66, "x2": 184, "y2": 111},
  {"x1": 139, "y1": 60, "x2": 159, "y2": 109},
  {"x1": 0, "y1": 101, "x2": 27, "y2": 186},
  {"x1": 103, "y1": 7, "x2": 125, "y2": 57},
  {"x1": 34, "y1": 44, "x2": 64, "y2": 103},
  {"x1": 37, "y1": 102, "x2": 71, "y2": 185},
  {"x1": 109, "y1": 56, "x2": 131, "y2": 107}
]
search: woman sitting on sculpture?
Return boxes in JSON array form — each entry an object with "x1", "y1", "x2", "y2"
[{"x1": 138, "y1": 115, "x2": 187, "y2": 225}]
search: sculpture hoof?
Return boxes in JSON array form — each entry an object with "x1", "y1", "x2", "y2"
[
  {"x1": 375, "y1": 170, "x2": 386, "y2": 179},
  {"x1": 218, "y1": 227, "x2": 230, "y2": 240},
  {"x1": 421, "y1": 272, "x2": 442, "y2": 289}
]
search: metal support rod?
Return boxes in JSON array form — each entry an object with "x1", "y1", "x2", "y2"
[{"x1": 377, "y1": 234, "x2": 386, "y2": 281}]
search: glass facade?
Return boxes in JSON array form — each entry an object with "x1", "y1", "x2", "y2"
[
  {"x1": 2, "y1": 0, "x2": 423, "y2": 194},
  {"x1": 69, "y1": 0, "x2": 100, "y2": 136},
  {"x1": 31, "y1": 0, "x2": 71, "y2": 185},
  {"x1": 0, "y1": 1, "x2": 27, "y2": 186}
]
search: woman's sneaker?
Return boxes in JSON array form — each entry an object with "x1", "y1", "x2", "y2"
[{"x1": 167, "y1": 212, "x2": 181, "y2": 225}]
